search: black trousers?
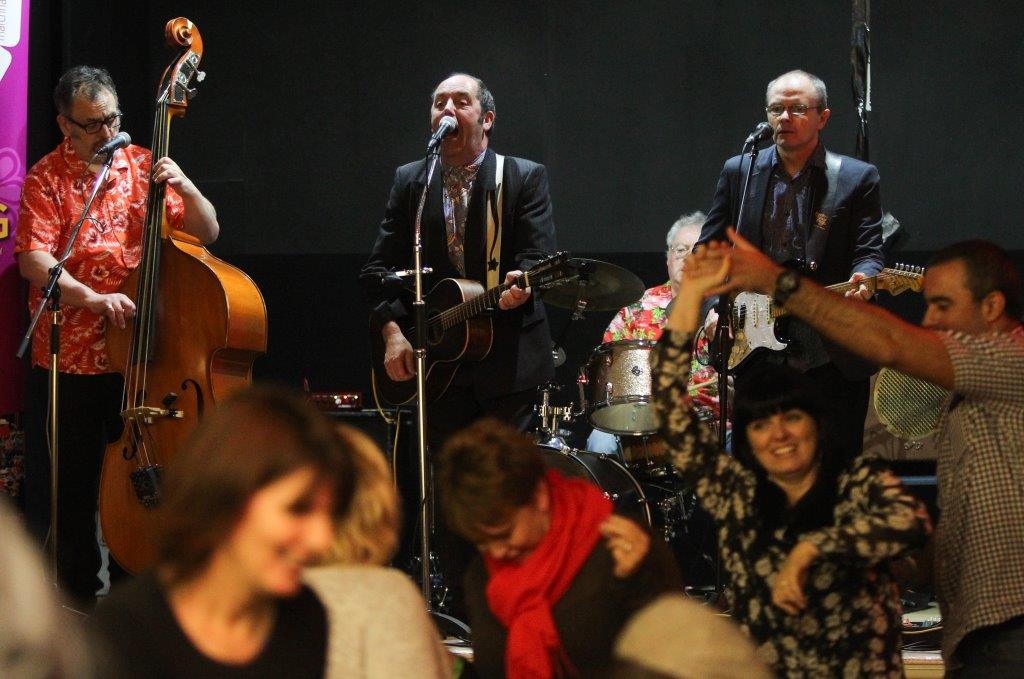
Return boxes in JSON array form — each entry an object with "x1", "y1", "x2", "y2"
[
  {"x1": 23, "y1": 367, "x2": 125, "y2": 603},
  {"x1": 950, "y1": 615, "x2": 1024, "y2": 678}
]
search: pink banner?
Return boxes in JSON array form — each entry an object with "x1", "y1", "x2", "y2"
[{"x1": 0, "y1": 0, "x2": 29, "y2": 413}]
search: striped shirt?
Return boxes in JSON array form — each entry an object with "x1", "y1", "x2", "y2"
[{"x1": 934, "y1": 324, "x2": 1024, "y2": 665}]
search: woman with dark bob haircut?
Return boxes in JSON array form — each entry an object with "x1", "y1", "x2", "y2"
[
  {"x1": 93, "y1": 386, "x2": 354, "y2": 678},
  {"x1": 652, "y1": 256, "x2": 931, "y2": 677}
]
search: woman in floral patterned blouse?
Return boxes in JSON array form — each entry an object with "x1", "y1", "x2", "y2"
[{"x1": 652, "y1": 255, "x2": 931, "y2": 677}]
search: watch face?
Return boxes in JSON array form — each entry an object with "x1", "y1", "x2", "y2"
[{"x1": 779, "y1": 271, "x2": 798, "y2": 291}]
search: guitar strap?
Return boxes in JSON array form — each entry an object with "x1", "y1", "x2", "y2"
[{"x1": 486, "y1": 154, "x2": 505, "y2": 289}]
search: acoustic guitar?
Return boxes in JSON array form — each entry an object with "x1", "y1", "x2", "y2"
[{"x1": 369, "y1": 252, "x2": 575, "y2": 405}]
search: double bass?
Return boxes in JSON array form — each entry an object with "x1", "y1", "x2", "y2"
[{"x1": 100, "y1": 18, "x2": 268, "y2": 573}]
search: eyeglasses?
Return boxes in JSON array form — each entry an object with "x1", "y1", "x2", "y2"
[
  {"x1": 765, "y1": 103, "x2": 821, "y2": 118},
  {"x1": 668, "y1": 244, "x2": 694, "y2": 258},
  {"x1": 64, "y1": 111, "x2": 123, "y2": 134}
]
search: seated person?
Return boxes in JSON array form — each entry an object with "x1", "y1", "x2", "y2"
[
  {"x1": 438, "y1": 418, "x2": 680, "y2": 678},
  {"x1": 304, "y1": 425, "x2": 451, "y2": 679},
  {"x1": 93, "y1": 387, "x2": 354, "y2": 678},
  {"x1": 588, "y1": 211, "x2": 720, "y2": 456},
  {"x1": 651, "y1": 255, "x2": 932, "y2": 676}
]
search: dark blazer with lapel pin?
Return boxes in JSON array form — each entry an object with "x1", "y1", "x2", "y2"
[
  {"x1": 361, "y1": 147, "x2": 557, "y2": 399},
  {"x1": 699, "y1": 145, "x2": 885, "y2": 378}
]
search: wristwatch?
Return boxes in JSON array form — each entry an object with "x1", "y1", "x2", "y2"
[{"x1": 773, "y1": 269, "x2": 801, "y2": 307}]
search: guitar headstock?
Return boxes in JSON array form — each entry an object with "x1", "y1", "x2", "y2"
[
  {"x1": 877, "y1": 263, "x2": 924, "y2": 296},
  {"x1": 522, "y1": 251, "x2": 574, "y2": 289},
  {"x1": 158, "y1": 18, "x2": 205, "y2": 116}
]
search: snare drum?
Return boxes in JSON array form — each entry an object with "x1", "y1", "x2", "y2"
[
  {"x1": 538, "y1": 445, "x2": 651, "y2": 526},
  {"x1": 584, "y1": 339, "x2": 657, "y2": 435},
  {"x1": 619, "y1": 434, "x2": 671, "y2": 469}
]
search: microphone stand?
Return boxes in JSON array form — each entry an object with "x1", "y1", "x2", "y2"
[
  {"x1": 709, "y1": 133, "x2": 761, "y2": 600},
  {"x1": 16, "y1": 148, "x2": 117, "y2": 587},
  {"x1": 408, "y1": 143, "x2": 470, "y2": 637}
]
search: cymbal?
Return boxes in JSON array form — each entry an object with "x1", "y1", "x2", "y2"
[{"x1": 539, "y1": 258, "x2": 644, "y2": 311}]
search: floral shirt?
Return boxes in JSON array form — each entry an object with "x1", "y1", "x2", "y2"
[
  {"x1": 604, "y1": 283, "x2": 721, "y2": 422},
  {"x1": 653, "y1": 328, "x2": 931, "y2": 678},
  {"x1": 15, "y1": 139, "x2": 184, "y2": 374}
]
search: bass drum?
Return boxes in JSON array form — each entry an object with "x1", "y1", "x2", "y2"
[{"x1": 537, "y1": 445, "x2": 651, "y2": 526}]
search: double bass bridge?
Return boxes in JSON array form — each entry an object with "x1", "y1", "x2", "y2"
[{"x1": 122, "y1": 405, "x2": 185, "y2": 424}]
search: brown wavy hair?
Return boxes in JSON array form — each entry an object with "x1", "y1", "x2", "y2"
[
  {"x1": 437, "y1": 417, "x2": 544, "y2": 543},
  {"x1": 153, "y1": 386, "x2": 355, "y2": 584}
]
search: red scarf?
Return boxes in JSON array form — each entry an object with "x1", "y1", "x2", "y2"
[{"x1": 484, "y1": 469, "x2": 613, "y2": 679}]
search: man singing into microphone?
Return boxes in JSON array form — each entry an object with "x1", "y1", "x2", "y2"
[
  {"x1": 699, "y1": 69, "x2": 884, "y2": 459},
  {"x1": 360, "y1": 73, "x2": 557, "y2": 615},
  {"x1": 361, "y1": 73, "x2": 557, "y2": 445},
  {"x1": 15, "y1": 65, "x2": 218, "y2": 603}
]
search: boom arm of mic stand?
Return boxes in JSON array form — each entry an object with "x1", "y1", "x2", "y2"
[{"x1": 16, "y1": 152, "x2": 115, "y2": 360}]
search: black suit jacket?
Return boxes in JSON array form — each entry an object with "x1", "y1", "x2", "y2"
[
  {"x1": 361, "y1": 148, "x2": 557, "y2": 399},
  {"x1": 699, "y1": 145, "x2": 885, "y2": 378}
]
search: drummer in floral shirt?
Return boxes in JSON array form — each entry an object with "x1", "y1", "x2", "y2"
[{"x1": 588, "y1": 212, "x2": 721, "y2": 453}]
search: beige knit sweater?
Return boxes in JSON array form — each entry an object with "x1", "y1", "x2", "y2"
[{"x1": 303, "y1": 565, "x2": 452, "y2": 679}]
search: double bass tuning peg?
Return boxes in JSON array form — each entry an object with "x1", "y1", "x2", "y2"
[
  {"x1": 195, "y1": 70, "x2": 206, "y2": 83},
  {"x1": 186, "y1": 88, "x2": 199, "y2": 101}
]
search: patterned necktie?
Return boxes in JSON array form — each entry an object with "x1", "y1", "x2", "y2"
[{"x1": 443, "y1": 165, "x2": 477, "y2": 275}]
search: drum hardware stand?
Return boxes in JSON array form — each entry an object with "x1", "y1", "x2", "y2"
[
  {"x1": 402, "y1": 137, "x2": 469, "y2": 638},
  {"x1": 16, "y1": 148, "x2": 117, "y2": 591},
  {"x1": 534, "y1": 383, "x2": 585, "y2": 450}
]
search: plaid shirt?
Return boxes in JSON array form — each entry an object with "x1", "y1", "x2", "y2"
[{"x1": 935, "y1": 324, "x2": 1024, "y2": 665}]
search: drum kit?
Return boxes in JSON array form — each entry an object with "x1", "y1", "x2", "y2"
[{"x1": 535, "y1": 258, "x2": 716, "y2": 585}]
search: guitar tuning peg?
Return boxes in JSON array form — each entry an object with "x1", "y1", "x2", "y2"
[{"x1": 196, "y1": 70, "x2": 206, "y2": 82}]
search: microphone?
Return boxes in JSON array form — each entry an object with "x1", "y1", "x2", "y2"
[
  {"x1": 427, "y1": 116, "x2": 457, "y2": 153},
  {"x1": 93, "y1": 132, "x2": 131, "y2": 158},
  {"x1": 743, "y1": 122, "x2": 772, "y2": 146}
]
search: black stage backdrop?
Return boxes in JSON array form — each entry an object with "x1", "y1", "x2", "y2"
[{"x1": 24, "y1": 0, "x2": 1024, "y2": 397}]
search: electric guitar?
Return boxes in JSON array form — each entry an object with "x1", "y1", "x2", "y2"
[
  {"x1": 722, "y1": 264, "x2": 923, "y2": 371},
  {"x1": 369, "y1": 252, "x2": 576, "y2": 406}
]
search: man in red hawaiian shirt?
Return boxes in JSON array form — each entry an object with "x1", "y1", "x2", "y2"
[
  {"x1": 15, "y1": 66, "x2": 218, "y2": 603},
  {"x1": 588, "y1": 212, "x2": 720, "y2": 454}
]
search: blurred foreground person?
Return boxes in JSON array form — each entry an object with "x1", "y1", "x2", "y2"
[
  {"x1": 304, "y1": 425, "x2": 451, "y2": 678},
  {"x1": 439, "y1": 418, "x2": 679, "y2": 678},
  {"x1": 0, "y1": 498, "x2": 92, "y2": 678},
  {"x1": 93, "y1": 387, "x2": 352, "y2": 678},
  {"x1": 612, "y1": 593, "x2": 771, "y2": 679},
  {"x1": 652, "y1": 256, "x2": 930, "y2": 677}
]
